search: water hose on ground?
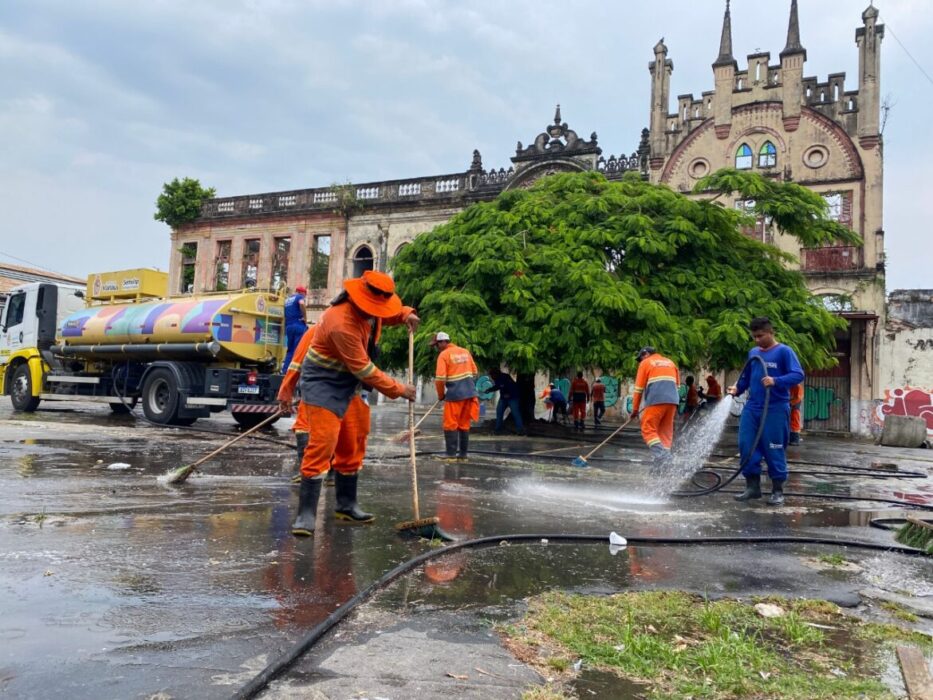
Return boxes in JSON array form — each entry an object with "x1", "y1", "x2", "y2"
[{"x1": 231, "y1": 532, "x2": 929, "y2": 700}]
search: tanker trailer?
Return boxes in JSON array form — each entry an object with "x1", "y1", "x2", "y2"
[{"x1": 1, "y1": 273, "x2": 286, "y2": 428}]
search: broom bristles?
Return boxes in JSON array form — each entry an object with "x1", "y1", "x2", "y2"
[
  {"x1": 390, "y1": 427, "x2": 422, "y2": 444},
  {"x1": 894, "y1": 518, "x2": 933, "y2": 554},
  {"x1": 158, "y1": 464, "x2": 196, "y2": 485}
]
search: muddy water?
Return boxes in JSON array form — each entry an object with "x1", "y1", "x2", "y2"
[{"x1": 0, "y1": 400, "x2": 931, "y2": 698}]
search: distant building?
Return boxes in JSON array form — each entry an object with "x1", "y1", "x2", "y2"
[
  {"x1": 170, "y1": 1, "x2": 887, "y2": 435},
  {"x1": 0, "y1": 262, "x2": 84, "y2": 312}
]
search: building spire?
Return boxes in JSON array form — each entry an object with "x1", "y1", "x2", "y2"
[
  {"x1": 780, "y1": 0, "x2": 807, "y2": 59},
  {"x1": 712, "y1": 0, "x2": 737, "y2": 68}
]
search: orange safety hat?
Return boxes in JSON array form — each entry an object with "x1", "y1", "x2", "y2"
[{"x1": 343, "y1": 270, "x2": 402, "y2": 318}]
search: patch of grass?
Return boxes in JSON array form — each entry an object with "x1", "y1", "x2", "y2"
[
  {"x1": 33, "y1": 513, "x2": 47, "y2": 528},
  {"x1": 856, "y1": 619, "x2": 932, "y2": 648},
  {"x1": 880, "y1": 601, "x2": 920, "y2": 623},
  {"x1": 521, "y1": 685, "x2": 572, "y2": 700},
  {"x1": 818, "y1": 553, "x2": 847, "y2": 567},
  {"x1": 501, "y1": 591, "x2": 904, "y2": 699}
]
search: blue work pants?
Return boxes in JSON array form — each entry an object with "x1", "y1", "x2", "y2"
[
  {"x1": 495, "y1": 397, "x2": 524, "y2": 433},
  {"x1": 739, "y1": 402, "x2": 790, "y2": 481},
  {"x1": 282, "y1": 322, "x2": 308, "y2": 374}
]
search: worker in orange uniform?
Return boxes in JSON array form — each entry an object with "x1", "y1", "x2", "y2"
[
  {"x1": 631, "y1": 346, "x2": 681, "y2": 474},
  {"x1": 284, "y1": 270, "x2": 418, "y2": 537},
  {"x1": 277, "y1": 324, "x2": 316, "y2": 484},
  {"x1": 570, "y1": 372, "x2": 590, "y2": 432},
  {"x1": 431, "y1": 331, "x2": 479, "y2": 462},
  {"x1": 789, "y1": 383, "x2": 804, "y2": 445}
]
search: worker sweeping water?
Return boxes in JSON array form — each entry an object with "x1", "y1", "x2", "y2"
[
  {"x1": 727, "y1": 317, "x2": 804, "y2": 506},
  {"x1": 431, "y1": 331, "x2": 479, "y2": 462},
  {"x1": 290, "y1": 270, "x2": 419, "y2": 537},
  {"x1": 630, "y1": 346, "x2": 680, "y2": 474}
]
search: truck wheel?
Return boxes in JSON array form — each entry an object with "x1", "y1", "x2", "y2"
[
  {"x1": 9, "y1": 364, "x2": 40, "y2": 412},
  {"x1": 109, "y1": 398, "x2": 138, "y2": 414},
  {"x1": 141, "y1": 368, "x2": 180, "y2": 425},
  {"x1": 232, "y1": 412, "x2": 279, "y2": 430}
]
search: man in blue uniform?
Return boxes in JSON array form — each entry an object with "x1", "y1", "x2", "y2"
[
  {"x1": 282, "y1": 285, "x2": 308, "y2": 373},
  {"x1": 728, "y1": 317, "x2": 804, "y2": 506}
]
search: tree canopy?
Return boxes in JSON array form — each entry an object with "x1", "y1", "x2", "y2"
[
  {"x1": 154, "y1": 177, "x2": 216, "y2": 229},
  {"x1": 381, "y1": 170, "x2": 855, "y2": 378}
]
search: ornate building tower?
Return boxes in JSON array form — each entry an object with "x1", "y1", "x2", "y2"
[{"x1": 646, "y1": 1, "x2": 886, "y2": 436}]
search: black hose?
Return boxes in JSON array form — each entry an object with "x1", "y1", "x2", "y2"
[{"x1": 231, "y1": 532, "x2": 927, "y2": 699}]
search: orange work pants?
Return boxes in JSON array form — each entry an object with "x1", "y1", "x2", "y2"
[
  {"x1": 571, "y1": 401, "x2": 586, "y2": 421},
  {"x1": 443, "y1": 398, "x2": 479, "y2": 431},
  {"x1": 790, "y1": 405, "x2": 802, "y2": 432},
  {"x1": 298, "y1": 396, "x2": 370, "y2": 478},
  {"x1": 640, "y1": 403, "x2": 677, "y2": 449}
]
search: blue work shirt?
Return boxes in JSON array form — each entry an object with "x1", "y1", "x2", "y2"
[
  {"x1": 735, "y1": 343, "x2": 805, "y2": 409},
  {"x1": 284, "y1": 293, "x2": 307, "y2": 326},
  {"x1": 491, "y1": 373, "x2": 518, "y2": 400},
  {"x1": 549, "y1": 389, "x2": 566, "y2": 404}
]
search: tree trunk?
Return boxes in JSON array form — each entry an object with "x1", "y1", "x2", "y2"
[{"x1": 517, "y1": 373, "x2": 537, "y2": 425}]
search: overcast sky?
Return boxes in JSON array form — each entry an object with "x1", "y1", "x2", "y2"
[{"x1": 1, "y1": 0, "x2": 931, "y2": 290}]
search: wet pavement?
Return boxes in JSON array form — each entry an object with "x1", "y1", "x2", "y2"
[{"x1": 1, "y1": 399, "x2": 932, "y2": 699}]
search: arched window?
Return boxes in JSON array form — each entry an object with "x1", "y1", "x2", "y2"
[
  {"x1": 758, "y1": 141, "x2": 777, "y2": 168},
  {"x1": 352, "y1": 245, "x2": 374, "y2": 278},
  {"x1": 735, "y1": 143, "x2": 753, "y2": 170}
]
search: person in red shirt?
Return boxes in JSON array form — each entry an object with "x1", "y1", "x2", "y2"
[
  {"x1": 631, "y1": 347, "x2": 680, "y2": 473},
  {"x1": 591, "y1": 377, "x2": 607, "y2": 427},
  {"x1": 286, "y1": 270, "x2": 418, "y2": 537},
  {"x1": 683, "y1": 376, "x2": 700, "y2": 421},
  {"x1": 789, "y1": 383, "x2": 804, "y2": 445},
  {"x1": 570, "y1": 372, "x2": 590, "y2": 432}
]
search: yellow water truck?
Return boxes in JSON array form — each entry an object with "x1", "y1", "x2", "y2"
[{"x1": 0, "y1": 269, "x2": 286, "y2": 427}]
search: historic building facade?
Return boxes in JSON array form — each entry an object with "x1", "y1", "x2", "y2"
[
  {"x1": 170, "y1": 1, "x2": 886, "y2": 435},
  {"x1": 646, "y1": 0, "x2": 885, "y2": 435}
]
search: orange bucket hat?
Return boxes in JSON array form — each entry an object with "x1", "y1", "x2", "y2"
[{"x1": 343, "y1": 270, "x2": 402, "y2": 318}]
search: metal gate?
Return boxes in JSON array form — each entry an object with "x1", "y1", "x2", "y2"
[{"x1": 803, "y1": 335, "x2": 850, "y2": 433}]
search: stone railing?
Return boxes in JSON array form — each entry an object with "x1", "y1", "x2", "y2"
[{"x1": 596, "y1": 152, "x2": 646, "y2": 177}]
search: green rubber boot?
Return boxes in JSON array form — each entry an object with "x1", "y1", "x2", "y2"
[
  {"x1": 733, "y1": 474, "x2": 762, "y2": 501},
  {"x1": 334, "y1": 472, "x2": 375, "y2": 524},
  {"x1": 292, "y1": 477, "x2": 323, "y2": 537}
]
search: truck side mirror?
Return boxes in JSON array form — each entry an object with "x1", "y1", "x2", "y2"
[{"x1": 75, "y1": 291, "x2": 85, "y2": 299}]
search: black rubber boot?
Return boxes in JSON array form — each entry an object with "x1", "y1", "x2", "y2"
[
  {"x1": 767, "y1": 480, "x2": 786, "y2": 506},
  {"x1": 292, "y1": 477, "x2": 323, "y2": 537},
  {"x1": 443, "y1": 431, "x2": 459, "y2": 462},
  {"x1": 788, "y1": 432, "x2": 801, "y2": 446},
  {"x1": 334, "y1": 472, "x2": 375, "y2": 523},
  {"x1": 457, "y1": 430, "x2": 469, "y2": 461},
  {"x1": 291, "y1": 431, "x2": 309, "y2": 485},
  {"x1": 733, "y1": 474, "x2": 762, "y2": 501},
  {"x1": 324, "y1": 468, "x2": 335, "y2": 487}
]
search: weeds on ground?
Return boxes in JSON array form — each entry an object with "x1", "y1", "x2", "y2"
[
  {"x1": 880, "y1": 601, "x2": 920, "y2": 623},
  {"x1": 818, "y1": 553, "x2": 847, "y2": 567},
  {"x1": 501, "y1": 590, "x2": 929, "y2": 699}
]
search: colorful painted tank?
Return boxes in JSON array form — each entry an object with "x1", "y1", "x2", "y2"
[{"x1": 58, "y1": 292, "x2": 284, "y2": 363}]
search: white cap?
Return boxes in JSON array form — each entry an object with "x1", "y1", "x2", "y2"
[{"x1": 430, "y1": 331, "x2": 451, "y2": 346}]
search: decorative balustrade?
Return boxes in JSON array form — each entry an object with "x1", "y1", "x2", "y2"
[
  {"x1": 248, "y1": 198, "x2": 263, "y2": 209},
  {"x1": 313, "y1": 191, "x2": 336, "y2": 204},
  {"x1": 278, "y1": 194, "x2": 297, "y2": 207},
  {"x1": 398, "y1": 183, "x2": 421, "y2": 196},
  {"x1": 801, "y1": 245, "x2": 864, "y2": 273},
  {"x1": 435, "y1": 178, "x2": 460, "y2": 193},
  {"x1": 596, "y1": 153, "x2": 645, "y2": 175},
  {"x1": 356, "y1": 186, "x2": 380, "y2": 200},
  {"x1": 474, "y1": 167, "x2": 513, "y2": 188}
]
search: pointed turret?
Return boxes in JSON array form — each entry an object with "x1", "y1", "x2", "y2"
[
  {"x1": 648, "y1": 37, "x2": 673, "y2": 164},
  {"x1": 780, "y1": 0, "x2": 807, "y2": 60},
  {"x1": 713, "y1": 0, "x2": 737, "y2": 69},
  {"x1": 856, "y1": 2, "x2": 885, "y2": 142}
]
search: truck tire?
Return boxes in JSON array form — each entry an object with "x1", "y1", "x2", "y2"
[
  {"x1": 141, "y1": 368, "x2": 180, "y2": 425},
  {"x1": 9, "y1": 364, "x2": 41, "y2": 412},
  {"x1": 232, "y1": 411, "x2": 279, "y2": 430}
]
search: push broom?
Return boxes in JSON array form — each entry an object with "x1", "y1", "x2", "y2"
[
  {"x1": 394, "y1": 330, "x2": 455, "y2": 542},
  {"x1": 159, "y1": 410, "x2": 284, "y2": 485},
  {"x1": 390, "y1": 399, "x2": 441, "y2": 444},
  {"x1": 571, "y1": 416, "x2": 635, "y2": 468},
  {"x1": 894, "y1": 517, "x2": 933, "y2": 555}
]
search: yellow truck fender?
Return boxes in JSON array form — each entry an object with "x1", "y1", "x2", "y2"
[{"x1": 2, "y1": 349, "x2": 47, "y2": 398}]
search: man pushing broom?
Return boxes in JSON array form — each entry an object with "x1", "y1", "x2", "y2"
[{"x1": 283, "y1": 270, "x2": 419, "y2": 537}]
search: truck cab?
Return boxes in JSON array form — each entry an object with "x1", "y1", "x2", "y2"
[{"x1": 0, "y1": 282, "x2": 85, "y2": 410}]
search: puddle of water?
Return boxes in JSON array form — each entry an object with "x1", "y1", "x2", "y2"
[
  {"x1": 509, "y1": 480, "x2": 669, "y2": 512},
  {"x1": 572, "y1": 666, "x2": 648, "y2": 699}
]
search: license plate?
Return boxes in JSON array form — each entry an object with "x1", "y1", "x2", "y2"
[{"x1": 237, "y1": 385, "x2": 260, "y2": 395}]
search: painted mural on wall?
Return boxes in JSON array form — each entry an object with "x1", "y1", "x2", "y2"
[{"x1": 875, "y1": 386, "x2": 933, "y2": 437}]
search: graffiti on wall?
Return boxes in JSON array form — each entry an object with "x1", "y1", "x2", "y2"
[
  {"x1": 803, "y1": 386, "x2": 844, "y2": 421},
  {"x1": 876, "y1": 386, "x2": 933, "y2": 437}
]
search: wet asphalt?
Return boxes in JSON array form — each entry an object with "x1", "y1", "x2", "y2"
[{"x1": 1, "y1": 398, "x2": 931, "y2": 699}]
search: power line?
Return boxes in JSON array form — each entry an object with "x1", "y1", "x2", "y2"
[
  {"x1": 0, "y1": 250, "x2": 76, "y2": 279},
  {"x1": 884, "y1": 21, "x2": 933, "y2": 91}
]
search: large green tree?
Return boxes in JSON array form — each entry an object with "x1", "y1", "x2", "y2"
[
  {"x1": 154, "y1": 177, "x2": 216, "y2": 229},
  {"x1": 381, "y1": 169, "x2": 858, "y2": 381}
]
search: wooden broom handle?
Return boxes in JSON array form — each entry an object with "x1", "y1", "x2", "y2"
[
  {"x1": 582, "y1": 416, "x2": 635, "y2": 461},
  {"x1": 190, "y1": 410, "x2": 284, "y2": 469},
  {"x1": 408, "y1": 330, "x2": 421, "y2": 520}
]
